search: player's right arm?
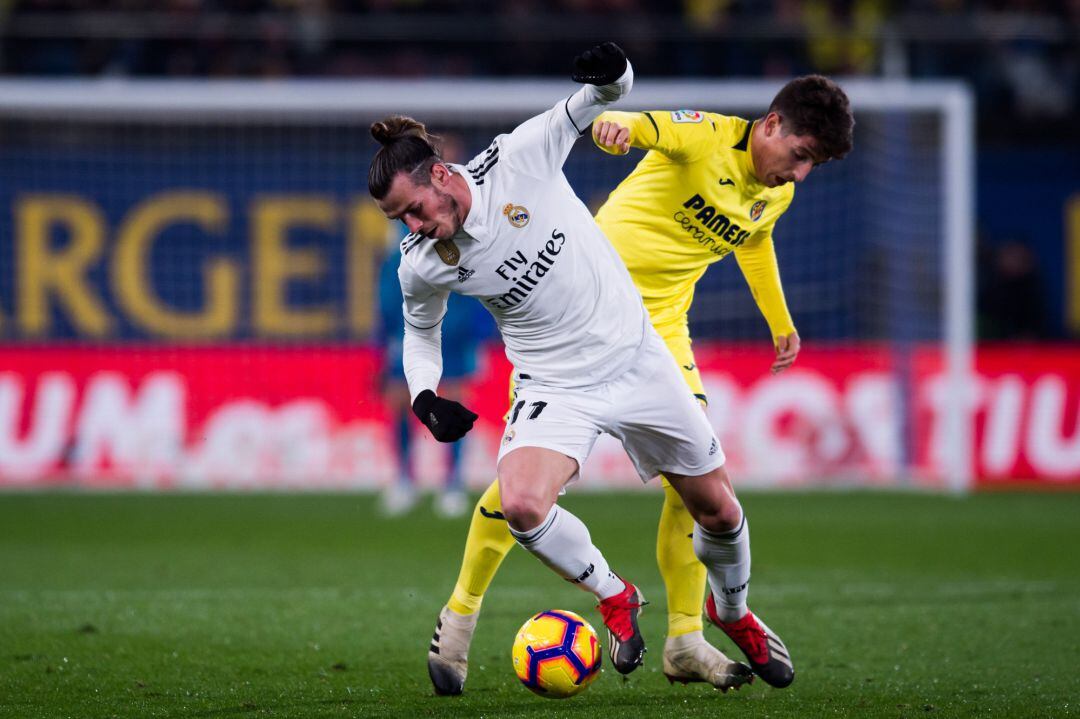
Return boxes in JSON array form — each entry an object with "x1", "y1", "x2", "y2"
[
  {"x1": 398, "y1": 260, "x2": 477, "y2": 441},
  {"x1": 592, "y1": 110, "x2": 716, "y2": 163}
]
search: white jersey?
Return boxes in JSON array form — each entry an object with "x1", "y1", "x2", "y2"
[{"x1": 398, "y1": 69, "x2": 650, "y2": 394}]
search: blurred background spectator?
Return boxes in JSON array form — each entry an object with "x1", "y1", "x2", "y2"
[
  {"x1": 0, "y1": 1, "x2": 1076, "y2": 145},
  {"x1": 977, "y1": 235, "x2": 1050, "y2": 340}
]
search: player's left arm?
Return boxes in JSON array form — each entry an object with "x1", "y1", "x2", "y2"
[
  {"x1": 733, "y1": 234, "x2": 800, "y2": 375},
  {"x1": 501, "y1": 42, "x2": 633, "y2": 178}
]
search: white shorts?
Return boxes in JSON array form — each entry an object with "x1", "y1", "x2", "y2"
[{"x1": 496, "y1": 329, "x2": 726, "y2": 483}]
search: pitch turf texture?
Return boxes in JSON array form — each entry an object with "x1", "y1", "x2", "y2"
[{"x1": 1, "y1": 492, "x2": 1077, "y2": 718}]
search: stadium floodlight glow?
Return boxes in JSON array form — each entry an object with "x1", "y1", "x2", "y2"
[{"x1": 0, "y1": 77, "x2": 974, "y2": 491}]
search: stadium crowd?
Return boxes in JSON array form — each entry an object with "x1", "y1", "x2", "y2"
[{"x1": 1, "y1": 0, "x2": 1076, "y2": 142}]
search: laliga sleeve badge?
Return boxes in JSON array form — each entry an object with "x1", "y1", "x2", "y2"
[
  {"x1": 671, "y1": 109, "x2": 704, "y2": 124},
  {"x1": 503, "y1": 203, "x2": 530, "y2": 228},
  {"x1": 749, "y1": 200, "x2": 767, "y2": 222},
  {"x1": 502, "y1": 428, "x2": 516, "y2": 445},
  {"x1": 434, "y1": 239, "x2": 460, "y2": 266}
]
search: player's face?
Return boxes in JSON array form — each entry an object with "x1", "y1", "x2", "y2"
[
  {"x1": 755, "y1": 113, "x2": 821, "y2": 188},
  {"x1": 378, "y1": 166, "x2": 463, "y2": 241}
]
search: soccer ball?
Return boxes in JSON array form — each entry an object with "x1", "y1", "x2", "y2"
[{"x1": 511, "y1": 609, "x2": 602, "y2": 698}]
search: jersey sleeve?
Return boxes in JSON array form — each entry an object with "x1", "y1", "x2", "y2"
[
  {"x1": 593, "y1": 109, "x2": 716, "y2": 163},
  {"x1": 733, "y1": 234, "x2": 797, "y2": 342},
  {"x1": 398, "y1": 258, "x2": 449, "y2": 331},
  {"x1": 397, "y1": 259, "x2": 449, "y2": 400},
  {"x1": 498, "y1": 64, "x2": 633, "y2": 178}
]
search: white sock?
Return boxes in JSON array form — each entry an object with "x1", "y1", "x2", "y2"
[
  {"x1": 509, "y1": 504, "x2": 625, "y2": 600},
  {"x1": 692, "y1": 514, "x2": 751, "y2": 622}
]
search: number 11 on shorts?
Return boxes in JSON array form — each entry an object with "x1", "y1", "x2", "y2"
[{"x1": 510, "y1": 401, "x2": 548, "y2": 424}]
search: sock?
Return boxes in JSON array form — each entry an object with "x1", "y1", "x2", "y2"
[
  {"x1": 657, "y1": 478, "x2": 706, "y2": 637},
  {"x1": 692, "y1": 514, "x2": 751, "y2": 623},
  {"x1": 510, "y1": 504, "x2": 625, "y2": 601},
  {"x1": 447, "y1": 480, "x2": 516, "y2": 615}
]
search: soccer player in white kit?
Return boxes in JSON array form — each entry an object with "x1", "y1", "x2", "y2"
[{"x1": 368, "y1": 43, "x2": 793, "y2": 688}]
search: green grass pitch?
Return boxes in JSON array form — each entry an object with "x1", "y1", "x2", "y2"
[{"x1": 1, "y1": 490, "x2": 1077, "y2": 718}]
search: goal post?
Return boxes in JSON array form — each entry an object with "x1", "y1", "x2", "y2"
[{"x1": 0, "y1": 78, "x2": 974, "y2": 491}]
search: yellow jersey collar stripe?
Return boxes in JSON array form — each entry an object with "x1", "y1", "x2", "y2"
[{"x1": 732, "y1": 119, "x2": 752, "y2": 152}]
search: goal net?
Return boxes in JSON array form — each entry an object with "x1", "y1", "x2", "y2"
[{"x1": 0, "y1": 78, "x2": 973, "y2": 491}]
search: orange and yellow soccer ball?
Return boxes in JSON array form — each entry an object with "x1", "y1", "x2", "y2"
[{"x1": 511, "y1": 609, "x2": 602, "y2": 698}]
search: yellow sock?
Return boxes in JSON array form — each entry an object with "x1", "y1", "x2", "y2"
[
  {"x1": 447, "y1": 479, "x2": 517, "y2": 615},
  {"x1": 657, "y1": 477, "x2": 706, "y2": 637}
]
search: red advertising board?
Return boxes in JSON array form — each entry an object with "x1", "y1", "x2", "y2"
[
  {"x1": 971, "y1": 345, "x2": 1080, "y2": 485},
  {"x1": 0, "y1": 343, "x2": 1077, "y2": 488}
]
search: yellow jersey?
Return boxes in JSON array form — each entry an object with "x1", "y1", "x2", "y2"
[{"x1": 593, "y1": 109, "x2": 797, "y2": 342}]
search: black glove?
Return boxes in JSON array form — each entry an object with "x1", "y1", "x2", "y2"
[
  {"x1": 571, "y1": 42, "x2": 627, "y2": 86},
  {"x1": 412, "y1": 389, "x2": 478, "y2": 443}
]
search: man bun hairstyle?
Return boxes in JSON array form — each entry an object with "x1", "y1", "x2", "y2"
[
  {"x1": 368, "y1": 115, "x2": 442, "y2": 199},
  {"x1": 768, "y1": 75, "x2": 854, "y2": 162}
]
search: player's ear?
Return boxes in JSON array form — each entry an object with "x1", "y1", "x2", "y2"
[
  {"x1": 763, "y1": 111, "x2": 782, "y2": 137},
  {"x1": 430, "y1": 162, "x2": 451, "y2": 187}
]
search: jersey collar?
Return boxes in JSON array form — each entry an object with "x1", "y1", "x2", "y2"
[
  {"x1": 735, "y1": 120, "x2": 765, "y2": 191},
  {"x1": 451, "y1": 163, "x2": 487, "y2": 239}
]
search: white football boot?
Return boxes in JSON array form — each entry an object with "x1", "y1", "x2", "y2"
[
  {"x1": 662, "y1": 630, "x2": 755, "y2": 692},
  {"x1": 427, "y1": 605, "x2": 479, "y2": 695}
]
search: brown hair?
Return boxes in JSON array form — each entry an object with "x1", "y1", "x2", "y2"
[
  {"x1": 768, "y1": 75, "x2": 854, "y2": 162},
  {"x1": 368, "y1": 116, "x2": 442, "y2": 199}
]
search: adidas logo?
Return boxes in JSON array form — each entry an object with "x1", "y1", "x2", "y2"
[
  {"x1": 457, "y1": 266, "x2": 475, "y2": 283},
  {"x1": 709, "y1": 438, "x2": 719, "y2": 456}
]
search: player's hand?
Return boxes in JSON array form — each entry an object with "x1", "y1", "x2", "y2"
[
  {"x1": 593, "y1": 120, "x2": 631, "y2": 155},
  {"x1": 412, "y1": 389, "x2": 479, "y2": 442},
  {"x1": 572, "y1": 42, "x2": 627, "y2": 86},
  {"x1": 771, "y1": 332, "x2": 801, "y2": 375}
]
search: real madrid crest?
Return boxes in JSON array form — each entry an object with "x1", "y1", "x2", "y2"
[
  {"x1": 503, "y1": 203, "x2": 530, "y2": 228},
  {"x1": 434, "y1": 239, "x2": 460, "y2": 266},
  {"x1": 749, "y1": 200, "x2": 767, "y2": 222}
]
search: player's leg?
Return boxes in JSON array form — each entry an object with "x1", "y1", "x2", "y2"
[
  {"x1": 636, "y1": 343, "x2": 794, "y2": 688},
  {"x1": 657, "y1": 475, "x2": 749, "y2": 690},
  {"x1": 654, "y1": 324, "x2": 750, "y2": 689},
  {"x1": 447, "y1": 480, "x2": 514, "y2": 615},
  {"x1": 499, "y1": 445, "x2": 647, "y2": 675},
  {"x1": 654, "y1": 327, "x2": 710, "y2": 639},
  {"x1": 664, "y1": 465, "x2": 794, "y2": 688},
  {"x1": 428, "y1": 380, "x2": 519, "y2": 695},
  {"x1": 657, "y1": 476, "x2": 704, "y2": 637},
  {"x1": 427, "y1": 480, "x2": 516, "y2": 695},
  {"x1": 611, "y1": 332, "x2": 783, "y2": 687}
]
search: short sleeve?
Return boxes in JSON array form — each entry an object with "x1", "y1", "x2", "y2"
[{"x1": 635, "y1": 110, "x2": 719, "y2": 164}]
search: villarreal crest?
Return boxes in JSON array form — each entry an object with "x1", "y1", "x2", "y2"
[{"x1": 750, "y1": 200, "x2": 767, "y2": 222}]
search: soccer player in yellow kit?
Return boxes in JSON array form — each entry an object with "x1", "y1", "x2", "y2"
[{"x1": 427, "y1": 76, "x2": 854, "y2": 695}]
